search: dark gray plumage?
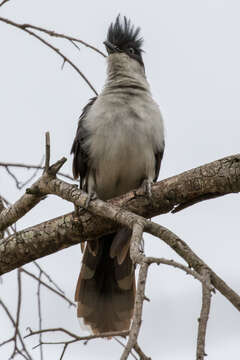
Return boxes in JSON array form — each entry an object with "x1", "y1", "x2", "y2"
[{"x1": 71, "y1": 15, "x2": 165, "y2": 334}]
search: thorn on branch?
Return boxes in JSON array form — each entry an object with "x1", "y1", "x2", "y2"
[
  {"x1": 61, "y1": 59, "x2": 66, "y2": 70},
  {"x1": 70, "y1": 40, "x2": 80, "y2": 51}
]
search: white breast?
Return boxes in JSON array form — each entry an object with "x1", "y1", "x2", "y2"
[{"x1": 84, "y1": 90, "x2": 164, "y2": 200}]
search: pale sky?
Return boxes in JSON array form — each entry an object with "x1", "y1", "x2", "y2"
[{"x1": 0, "y1": 0, "x2": 240, "y2": 359}]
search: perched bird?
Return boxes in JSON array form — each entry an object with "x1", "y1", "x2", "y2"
[{"x1": 71, "y1": 15, "x2": 165, "y2": 334}]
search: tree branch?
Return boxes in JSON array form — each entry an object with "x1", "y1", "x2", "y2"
[
  {"x1": 0, "y1": 16, "x2": 98, "y2": 95},
  {"x1": 0, "y1": 161, "x2": 74, "y2": 181},
  {"x1": 0, "y1": 0, "x2": 10, "y2": 7},
  {"x1": 20, "y1": 268, "x2": 75, "y2": 307},
  {"x1": 1, "y1": 153, "x2": 239, "y2": 234},
  {"x1": 0, "y1": 152, "x2": 239, "y2": 313},
  {"x1": 196, "y1": 268, "x2": 212, "y2": 360}
]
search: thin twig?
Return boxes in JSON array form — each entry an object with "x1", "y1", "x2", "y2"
[
  {"x1": 114, "y1": 337, "x2": 138, "y2": 360},
  {"x1": 0, "y1": 0, "x2": 10, "y2": 7},
  {"x1": 120, "y1": 263, "x2": 149, "y2": 360},
  {"x1": 25, "y1": 327, "x2": 129, "y2": 343},
  {"x1": 144, "y1": 257, "x2": 214, "y2": 291},
  {"x1": 0, "y1": 298, "x2": 32, "y2": 359},
  {"x1": 20, "y1": 268, "x2": 75, "y2": 307},
  {"x1": 134, "y1": 343, "x2": 151, "y2": 360},
  {"x1": 4, "y1": 157, "x2": 45, "y2": 190},
  {"x1": 196, "y1": 268, "x2": 212, "y2": 360},
  {"x1": 13, "y1": 269, "x2": 22, "y2": 356},
  {"x1": 37, "y1": 270, "x2": 43, "y2": 360},
  {"x1": 45, "y1": 132, "x2": 50, "y2": 172},
  {"x1": 5, "y1": 166, "x2": 22, "y2": 189},
  {"x1": 3, "y1": 20, "x2": 106, "y2": 57},
  {"x1": 145, "y1": 222, "x2": 240, "y2": 312},
  {"x1": 33, "y1": 261, "x2": 65, "y2": 294},
  {"x1": 0, "y1": 197, "x2": 4, "y2": 239},
  {"x1": 0, "y1": 161, "x2": 74, "y2": 181},
  {"x1": 0, "y1": 16, "x2": 98, "y2": 95},
  {"x1": 0, "y1": 193, "x2": 11, "y2": 206},
  {"x1": 59, "y1": 343, "x2": 68, "y2": 360}
]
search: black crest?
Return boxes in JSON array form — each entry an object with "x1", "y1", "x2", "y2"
[{"x1": 106, "y1": 15, "x2": 143, "y2": 53}]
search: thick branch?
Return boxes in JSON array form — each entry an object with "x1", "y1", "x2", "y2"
[
  {"x1": 1, "y1": 153, "x2": 239, "y2": 232},
  {"x1": 0, "y1": 154, "x2": 240, "y2": 313}
]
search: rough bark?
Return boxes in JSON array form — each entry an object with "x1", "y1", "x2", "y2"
[{"x1": 0, "y1": 154, "x2": 239, "y2": 275}]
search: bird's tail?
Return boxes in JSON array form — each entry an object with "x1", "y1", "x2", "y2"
[{"x1": 75, "y1": 232, "x2": 135, "y2": 334}]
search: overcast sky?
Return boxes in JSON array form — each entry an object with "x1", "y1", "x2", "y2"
[{"x1": 1, "y1": 0, "x2": 240, "y2": 359}]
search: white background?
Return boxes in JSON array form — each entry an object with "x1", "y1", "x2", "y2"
[{"x1": 0, "y1": 0, "x2": 239, "y2": 359}]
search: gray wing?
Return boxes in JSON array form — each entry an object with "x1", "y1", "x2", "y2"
[
  {"x1": 71, "y1": 97, "x2": 97, "y2": 189},
  {"x1": 154, "y1": 142, "x2": 165, "y2": 182}
]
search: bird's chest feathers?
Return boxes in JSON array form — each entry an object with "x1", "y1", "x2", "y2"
[{"x1": 84, "y1": 96, "x2": 161, "y2": 199}]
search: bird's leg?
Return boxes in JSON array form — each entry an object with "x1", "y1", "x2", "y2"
[
  {"x1": 84, "y1": 174, "x2": 98, "y2": 208},
  {"x1": 141, "y1": 178, "x2": 153, "y2": 198},
  {"x1": 73, "y1": 181, "x2": 84, "y2": 221},
  {"x1": 84, "y1": 191, "x2": 98, "y2": 208}
]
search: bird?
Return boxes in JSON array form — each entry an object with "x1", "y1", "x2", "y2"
[{"x1": 71, "y1": 15, "x2": 165, "y2": 334}]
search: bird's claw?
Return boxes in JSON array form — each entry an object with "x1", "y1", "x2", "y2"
[
  {"x1": 73, "y1": 204, "x2": 84, "y2": 222},
  {"x1": 85, "y1": 191, "x2": 97, "y2": 208},
  {"x1": 142, "y1": 179, "x2": 153, "y2": 198}
]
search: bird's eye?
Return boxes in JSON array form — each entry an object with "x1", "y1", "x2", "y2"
[{"x1": 128, "y1": 47, "x2": 135, "y2": 55}]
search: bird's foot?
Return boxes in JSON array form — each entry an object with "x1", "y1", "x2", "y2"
[
  {"x1": 85, "y1": 191, "x2": 97, "y2": 208},
  {"x1": 73, "y1": 204, "x2": 84, "y2": 222},
  {"x1": 142, "y1": 179, "x2": 153, "y2": 198}
]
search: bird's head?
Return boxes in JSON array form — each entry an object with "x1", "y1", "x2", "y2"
[{"x1": 104, "y1": 15, "x2": 144, "y2": 67}]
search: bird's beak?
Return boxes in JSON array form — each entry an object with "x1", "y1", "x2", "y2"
[{"x1": 103, "y1": 41, "x2": 121, "y2": 54}]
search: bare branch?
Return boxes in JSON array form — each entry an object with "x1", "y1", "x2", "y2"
[
  {"x1": 0, "y1": 16, "x2": 98, "y2": 95},
  {"x1": 0, "y1": 298, "x2": 32, "y2": 359},
  {"x1": 114, "y1": 337, "x2": 138, "y2": 360},
  {"x1": 4, "y1": 157, "x2": 45, "y2": 190},
  {"x1": 0, "y1": 161, "x2": 74, "y2": 180},
  {"x1": 0, "y1": 160, "x2": 239, "y2": 314},
  {"x1": 121, "y1": 263, "x2": 149, "y2": 360},
  {"x1": 134, "y1": 343, "x2": 151, "y2": 360},
  {"x1": 1, "y1": 152, "x2": 239, "y2": 239},
  {"x1": 0, "y1": 149, "x2": 239, "y2": 319},
  {"x1": 0, "y1": 156, "x2": 67, "y2": 232},
  {"x1": 146, "y1": 222, "x2": 240, "y2": 312},
  {"x1": 20, "y1": 268, "x2": 75, "y2": 307},
  {"x1": 44, "y1": 132, "x2": 50, "y2": 172},
  {"x1": 0, "y1": 197, "x2": 4, "y2": 239},
  {"x1": 12, "y1": 269, "x2": 22, "y2": 356},
  {"x1": 0, "y1": 19, "x2": 106, "y2": 57},
  {"x1": 36, "y1": 270, "x2": 43, "y2": 360},
  {"x1": 144, "y1": 256, "x2": 214, "y2": 291},
  {"x1": 59, "y1": 343, "x2": 68, "y2": 360},
  {"x1": 130, "y1": 222, "x2": 145, "y2": 263},
  {"x1": 0, "y1": 0, "x2": 10, "y2": 7},
  {"x1": 5, "y1": 166, "x2": 22, "y2": 189},
  {"x1": 33, "y1": 261, "x2": 65, "y2": 294},
  {"x1": 196, "y1": 268, "x2": 212, "y2": 360},
  {"x1": 25, "y1": 327, "x2": 129, "y2": 342}
]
